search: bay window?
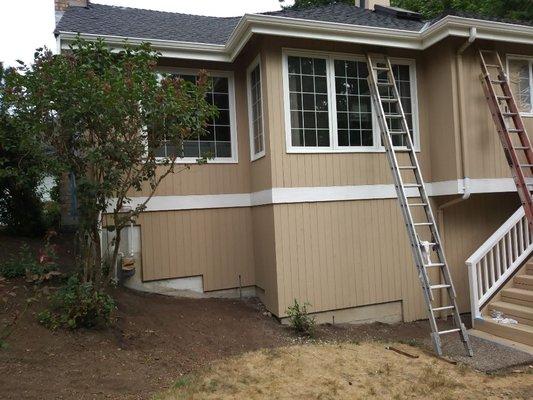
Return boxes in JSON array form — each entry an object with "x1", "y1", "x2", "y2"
[{"x1": 283, "y1": 51, "x2": 419, "y2": 153}]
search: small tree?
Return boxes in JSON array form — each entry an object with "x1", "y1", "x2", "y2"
[
  {"x1": 4, "y1": 38, "x2": 216, "y2": 287},
  {"x1": 0, "y1": 64, "x2": 53, "y2": 236}
]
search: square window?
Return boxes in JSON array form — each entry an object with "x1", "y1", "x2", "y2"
[
  {"x1": 334, "y1": 60, "x2": 346, "y2": 77},
  {"x1": 347, "y1": 61, "x2": 357, "y2": 78},
  {"x1": 314, "y1": 59, "x2": 327, "y2": 76},
  {"x1": 217, "y1": 110, "x2": 230, "y2": 126},
  {"x1": 289, "y1": 75, "x2": 301, "y2": 92},
  {"x1": 292, "y1": 129, "x2": 304, "y2": 146},
  {"x1": 349, "y1": 130, "x2": 361, "y2": 146},
  {"x1": 200, "y1": 141, "x2": 216, "y2": 158},
  {"x1": 315, "y1": 95, "x2": 328, "y2": 111},
  {"x1": 302, "y1": 76, "x2": 315, "y2": 92},
  {"x1": 216, "y1": 142, "x2": 232, "y2": 157},
  {"x1": 317, "y1": 112, "x2": 329, "y2": 129},
  {"x1": 290, "y1": 93, "x2": 302, "y2": 110},
  {"x1": 303, "y1": 94, "x2": 315, "y2": 110},
  {"x1": 338, "y1": 129, "x2": 349, "y2": 146},
  {"x1": 291, "y1": 111, "x2": 303, "y2": 129},
  {"x1": 214, "y1": 93, "x2": 229, "y2": 109},
  {"x1": 317, "y1": 130, "x2": 330, "y2": 146},
  {"x1": 315, "y1": 77, "x2": 328, "y2": 93},
  {"x1": 304, "y1": 129, "x2": 317, "y2": 146},
  {"x1": 301, "y1": 57, "x2": 314, "y2": 74},
  {"x1": 304, "y1": 112, "x2": 316, "y2": 128},
  {"x1": 337, "y1": 112, "x2": 348, "y2": 129},
  {"x1": 216, "y1": 126, "x2": 231, "y2": 142},
  {"x1": 213, "y1": 77, "x2": 228, "y2": 93},
  {"x1": 288, "y1": 56, "x2": 301, "y2": 74}
]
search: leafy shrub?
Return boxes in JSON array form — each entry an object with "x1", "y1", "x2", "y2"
[
  {"x1": 286, "y1": 299, "x2": 315, "y2": 336},
  {"x1": 38, "y1": 276, "x2": 116, "y2": 330},
  {"x1": 0, "y1": 244, "x2": 45, "y2": 278}
]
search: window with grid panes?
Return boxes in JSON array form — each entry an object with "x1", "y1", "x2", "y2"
[
  {"x1": 375, "y1": 63, "x2": 413, "y2": 147},
  {"x1": 249, "y1": 63, "x2": 264, "y2": 156},
  {"x1": 287, "y1": 56, "x2": 330, "y2": 147},
  {"x1": 155, "y1": 75, "x2": 233, "y2": 159},
  {"x1": 508, "y1": 57, "x2": 533, "y2": 114},
  {"x1": 334, "y1": 59, "x2": 373, "y2": 147}
]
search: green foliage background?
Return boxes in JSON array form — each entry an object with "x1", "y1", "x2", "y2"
[{"x1": 280, "y1": 0, "x2": 533, "y2": 21}]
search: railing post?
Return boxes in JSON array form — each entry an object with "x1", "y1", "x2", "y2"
[{"x1": 467, "y1": 261, "x2": 480, "y2": 325}]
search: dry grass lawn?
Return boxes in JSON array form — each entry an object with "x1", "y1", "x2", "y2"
[{"x1": 156, "y1": 342, "x2": 532, "y2": 400}]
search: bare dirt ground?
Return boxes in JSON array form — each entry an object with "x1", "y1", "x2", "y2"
[
  {"x1": 157, "y1": 342, "x2": 533, "y2": 400},
  {"x1": 1, "y1": 234, "x2": 532, "y2": 399}
]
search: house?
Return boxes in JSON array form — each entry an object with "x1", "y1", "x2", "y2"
[{"x1": 54, "y1": 0, "x2": 533, "y2": 346}]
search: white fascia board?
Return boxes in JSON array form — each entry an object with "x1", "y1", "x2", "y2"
[{"x1": 58, "y1": 31, "x2": 230, "y2": 62}]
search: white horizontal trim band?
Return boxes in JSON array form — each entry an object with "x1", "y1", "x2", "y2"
[{"x1": 107, "y1": 178, "x2": 516, "y2": 212}]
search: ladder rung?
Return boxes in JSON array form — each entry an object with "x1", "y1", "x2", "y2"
[
  {"x1": 514, "y1": 146, "x2": 529, "y2": 150},
  {"x1": 404, "y1": 184, "x2": 421, "y2": 188},
  {"x1": 432, "y1": 305, "x2": 455, "y2": 312},
  {"x1": 503, "y1": 112, "x2": 517, "y2": 117},
  {"x1": 414, "y1": 222, "x2": 433, "y2": 226},
  {"x1": 425, "y1": 263, "x2": 444, "y2": 268},
  {"x1": 389, "y1": 130, "x2": 406, "y2": 135},
  {"x1": 373, "y1": 66, "x2": 390, "y2": 71},
  {"x1": 398, "y1": 166, "x2": 416, "y2": 170},
  {"x1": 520, "y1": 164, "x2": 533, "y2": 168},
  {"x1": 377, "y1": 81, "x2": 394, "y2": 86},
  {"x1": 490, "y1": 79, "x2": 505, "y2": 84},
  {"x1": 381, "y1": 98, "x2": 398, "y2": 103},
  {"x1": 438, "y1": 328, "x2": 460, "y2": 335},
  {"x1": 509, "y1": 129, "x2": 524, "y2": 133},
  {"x1": 485, "y1": 64, "x2": 501, "y2": 68},
  {"x1": 430, "y1": 284, "x2": 451, "y2": 290},
  {"x1": 497, "y1": 95, "x2": 511, "y2": 100},
  {"x1": 394, "y1": 148, "x2": 413, "y2": 153},
  {"x1": 409, "y1": 203, "x2": 427, "y2": 207},
  {"x1": 385, "y1": 114, "x2": 403, "y2": 118}
]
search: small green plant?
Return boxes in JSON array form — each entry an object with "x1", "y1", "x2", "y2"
[
  {"x1": 0, "y1": 244, "x2": 44, "y2": 278},
  {"x1": 286, "y1": 299, "x2": 315, "y2": 336},
  {"x1": 37, "y1": 275, "x2": 116, "y2": 330}
]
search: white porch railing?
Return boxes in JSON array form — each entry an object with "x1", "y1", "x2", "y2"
[{"x1": 466, "y1": 207, "x2": 533, "y2": 324}]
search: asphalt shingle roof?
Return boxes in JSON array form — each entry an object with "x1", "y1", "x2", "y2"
[
  {"x1": 55, "y1": 2, "x2": 426, "y2": 45},
  {"x1": 55, "y1": 3, "x2": 241, "y2": 45},
  {"x1": 55, "y1": 2, "x2": 531, "y2": 46}
]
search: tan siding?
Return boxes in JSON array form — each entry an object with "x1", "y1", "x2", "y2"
[
  {"x1": 251, "y1": 205, "x2": 279, "y2": 313},
  {"x1": 137, "y1": 208, "x2": 255, "y2": 291},
  {"x1": 272, "y1": 199, "x2": 427, "y2": 321},
  {"x1": 442, "y1": 193, "x2": 520, "y2": 313}
]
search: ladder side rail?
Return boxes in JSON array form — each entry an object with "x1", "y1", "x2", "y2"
[
  {"x1": 383, "y1": 58, "x2": 460, "y2": 300},
  {"x1": 366, "y1": 55, "x2": 434, "y2": 300},
  {"x1": 480, "y1": 71, "x2": 533, "y2": 222}
]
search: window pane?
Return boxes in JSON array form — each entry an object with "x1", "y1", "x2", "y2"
[
  {"x1": 509, "y1": 59, "x2": 532, "y2": 113},
  {"x1": 249, "y1": 64, "x2": 264, "y2": 156},
  {"x1": 334, "y1": 60, "x2": 374, "y2": 147},
  {"x1": 287, "y1": 56, "x2": 330, "y2": 147}
]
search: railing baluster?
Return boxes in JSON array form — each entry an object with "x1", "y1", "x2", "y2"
[{"x1": 466, "y1": 207, "x2": 533, "y2": 325}]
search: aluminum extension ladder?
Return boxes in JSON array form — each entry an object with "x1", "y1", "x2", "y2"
[
  {"x1": 366, "y1": 53, "x2": 473, "y2": 357},
  {"x1": 479, "y1": 50, "x2": 533, "y2": 226}
]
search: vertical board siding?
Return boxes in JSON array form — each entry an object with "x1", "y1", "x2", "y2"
[
  {"x1": 272, "y1": 199, "x2": 426, "y2": 321},
  {"x1": 442, "y1": 193, "x2": 520, "y2": 312},
  {"x1": 138, "y1": 208, "x2": 255, "y2": 291},
  {"x1": 252, "y1": 205, "x2": 279, "y2": 313}
]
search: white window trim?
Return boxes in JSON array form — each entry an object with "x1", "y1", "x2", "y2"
[
  {"x1": 506, "y1": 54, "x2": 533, "y2": 118},
  {"x1": 246, "y1": 55, "x2": 266, "y2": 161},
  {"x1": 281, "y1": 48, "x2": 420, "y2": 154},
  {"x1": 155, "y1": 67, "x2": 239, "y2": 164}
]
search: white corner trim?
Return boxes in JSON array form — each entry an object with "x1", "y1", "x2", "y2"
[{"x1": 107, "y1": 178, "x2": 517, "y2": 213}]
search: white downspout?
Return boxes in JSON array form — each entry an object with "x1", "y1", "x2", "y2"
[{"x1": 436, "y1": 27, "x2": 477, "y2": 314}]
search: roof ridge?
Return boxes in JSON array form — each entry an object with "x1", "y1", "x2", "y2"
[{"x1": 88, "y1": 2, "x2": 242, "y2": 20}]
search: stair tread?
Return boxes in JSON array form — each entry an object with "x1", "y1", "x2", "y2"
[
  {"x1": 502, "y1": 287, "x2": 533, "y2": 298},
  {"x1": 489, "y1": 301, "x2": 533, "y2": 320},
  {"x1": 477, "y1": 318, "x2": 533, "y2": 347},
  {"x1": 515, "y1": 274, "x2": 533, "y2": 284}
]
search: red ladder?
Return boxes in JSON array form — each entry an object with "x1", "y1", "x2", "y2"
[{"x1": 479, "y1": 49, "x2": 533, "y2": 226}]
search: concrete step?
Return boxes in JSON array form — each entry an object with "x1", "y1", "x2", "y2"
[
  {"x1": 489, "y1": 301, "x2": 533, "y2": 325},
  {"x1": 475, "y1": 317, "x2": 533, "y2": 347},
  {"x1": 501, "y1": 287, "x2": 533, "y2": 308},
  {"x1": 514, "y1": 274, "x2": 533, "y2": 289}
]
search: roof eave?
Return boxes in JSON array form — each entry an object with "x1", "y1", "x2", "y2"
[{"x1": 57, "y1": 14, "x2": 533, "y2": 63}]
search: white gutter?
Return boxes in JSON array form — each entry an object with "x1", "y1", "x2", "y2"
[{"x1": 57, "y1": 14, "x2": 533, "y2": 62}]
